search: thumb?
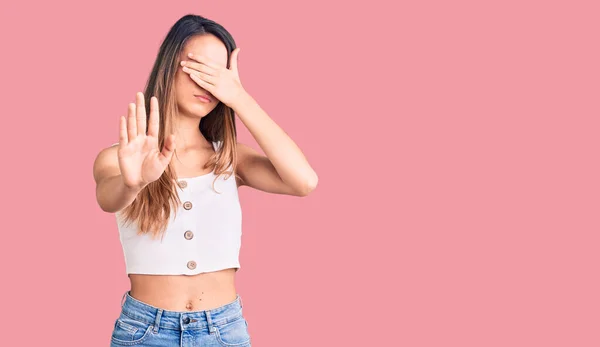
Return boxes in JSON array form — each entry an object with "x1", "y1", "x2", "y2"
[{"x1": 229, "y1": 47, "x2": 240, "y2": 72}]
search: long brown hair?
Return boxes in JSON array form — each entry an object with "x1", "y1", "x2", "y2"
[{"x1": 118, "y1": 14, "x2": 240, "y2": 240}]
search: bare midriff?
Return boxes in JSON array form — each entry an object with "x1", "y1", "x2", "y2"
[{"x1": 128, "y1": 268, "x2": 238, "y2": 312}]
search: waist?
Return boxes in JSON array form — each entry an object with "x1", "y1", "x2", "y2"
[
  {"x1": 119, "y1": 290, "x2": 244, "y2": 331},
  {"x1": 128, "y1": 268, "x2": 237, "y2": 311}
]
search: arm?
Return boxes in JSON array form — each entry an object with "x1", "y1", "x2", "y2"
[
  {"x1": 233, "y1": 92, "x2": 318, "y2": 197},
  {"x1": 93, "y1": 145, "x2": 143, "y2": 213},
  {"x1": 181, "y1": 50, "x2": 318, "y2": 196}
]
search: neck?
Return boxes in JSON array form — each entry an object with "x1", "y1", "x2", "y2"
[{"x1": 172, "y1": 113, "x2": 212, "y2": 152}]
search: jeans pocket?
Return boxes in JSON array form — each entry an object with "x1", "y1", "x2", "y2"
[
  {"x1": 111, "y1": 314, "x2": 154, "y2": 346},
  {"x1": 214, "y1": 316, "x2": 251, "y2": 347}
]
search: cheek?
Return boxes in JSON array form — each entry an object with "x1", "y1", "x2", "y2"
[
  {"x1": 175, "y1": 74, "x2": 194, "y2": 98},
  {"x1": 175, "y1": 70, "x2": 192, "y2": 87}
]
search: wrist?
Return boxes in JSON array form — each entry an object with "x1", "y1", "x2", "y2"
[
  {"x1": 121, "y1": 176, "x2": 146, "y2": 195},
  {"x1": 230, "y1": 89, "x2": 253, "y2": 113}
]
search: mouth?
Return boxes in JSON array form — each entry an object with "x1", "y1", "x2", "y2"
[{"x1": 194, "y1": 94, "x2": 212, "y2": 103}]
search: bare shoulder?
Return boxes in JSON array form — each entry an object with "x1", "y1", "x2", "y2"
[
  {"x1": 93, "y1": 143, "x2": 121, "y2": 184},
  {"x1": 233, "y1": 141, "x2": 300, "y2": 195},
  {"x1": 235, "y1": 141, "x2": 254, "y2": 159},
  {"x1": 234, "y1": 142, "x2": 252, "y2": 187},
  {"x1": 235, "y1": 141, "x2": 259, "y2": 168}
]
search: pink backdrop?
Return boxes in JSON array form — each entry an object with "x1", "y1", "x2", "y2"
[{"x1": 1, "y1": 0, "x2": 598, "y2": 346}]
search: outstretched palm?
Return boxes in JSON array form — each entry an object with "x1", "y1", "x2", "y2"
[{"x1": 118, "y1": 92, "x2": 176, "y2": 190}]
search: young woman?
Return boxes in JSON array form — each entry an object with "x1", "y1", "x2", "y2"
[{"x1": 93, "y1": 14, "x2": 318, "y2": 347}]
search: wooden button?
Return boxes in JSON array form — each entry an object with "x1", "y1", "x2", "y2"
[
  {"x1": 184, "y1": 230, "x2": 194, "y2": 240},
  {"x1": 187, "y1": 260, "x2": 197, "y2": 270},
  {"x1": 183, "y1": 201, "x2": 193, "y2": 210},
  {"x1": 178, "y1": 180, "x2": 188, "y2": 189}
]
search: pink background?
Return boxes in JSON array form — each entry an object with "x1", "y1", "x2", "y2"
[{"x1": 1, "y1": 0, "x2": 599, "y2": 346}]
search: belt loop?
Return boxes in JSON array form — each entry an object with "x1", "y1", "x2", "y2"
[
  {"x1": 239, "y1": 294, "x2": 243, "y2": 308},
  {"x1": 206, "y1": 310, "x2": 215, "y2": 334},
  {"x1": 153, "y1": 309, "x2": 163, "y2": 333},
  {"x1": 120, "y1": 291, "x2": 128, "y2": 307}
]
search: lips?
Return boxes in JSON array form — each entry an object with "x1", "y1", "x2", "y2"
[{"x1": 194, "y1": 94, "x2": 212, "y2": 102}]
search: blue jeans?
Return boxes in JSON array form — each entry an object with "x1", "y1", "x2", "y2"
[{"x1": 110, "y1": 291, "x2": 252, "y2": 347}]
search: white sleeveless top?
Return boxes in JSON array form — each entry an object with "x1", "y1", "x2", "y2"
[{"x1": 113, "y1": 141, "x2": 242, "y2": 275}]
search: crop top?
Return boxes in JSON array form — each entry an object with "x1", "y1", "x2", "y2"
[{"x1": 113, "y1": 141, "x2": 243, "y2": 275}]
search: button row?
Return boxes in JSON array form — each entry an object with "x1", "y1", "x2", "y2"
[{"x1": 180, "y1": 190, "x2": 196, "y2": 271}]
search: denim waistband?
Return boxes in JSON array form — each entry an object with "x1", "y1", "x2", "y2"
[{"x1": 119, "y1": 290, "x2": 244, "y2": 332}]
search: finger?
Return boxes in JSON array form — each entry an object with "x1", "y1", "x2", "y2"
[
  {"x1": 183, "y1": 67, "x2": 217, "y2": 84},
  {"x1": 187, "y1": 53, "x2": 221, "y2": 70},
  {"x1": 147, "y1": 96, "x2": 160, "y2": 138},
  {"x1": 187, "y1": 70, "x2": 217, "y2": 85},
  {"x1": 180, "y1": 60, "x2": 217, "y2": 76},
  {"x1": 189, "y1": 73, "x2": 217, "y2": 94},
  {"x1": 229, "y1": 48, "x2": 240, "y2": 72},
  {"x1": 127, "y1": 103, "x2": 137, "y2": 141},
  {"x1": 119, "y1": 115, "x2": 128, "y2": 146},
  {"x1": 136, "y1": 92, "x2": 147, "y2": 136},
  {"x1": 159, "y1": 134, "x2": 176, "y2": 166}
]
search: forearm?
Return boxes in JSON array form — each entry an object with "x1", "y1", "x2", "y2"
[
  {"x1": 231, "y1": 92, "x2": 318, "y2": 193},
  {"x1": 96, "y1": 175, "x2": 143, "y2": 213}
]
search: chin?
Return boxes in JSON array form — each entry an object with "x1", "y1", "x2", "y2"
[{"x1": 178, "y1": 104, "x2": 208, "y2": 118}]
